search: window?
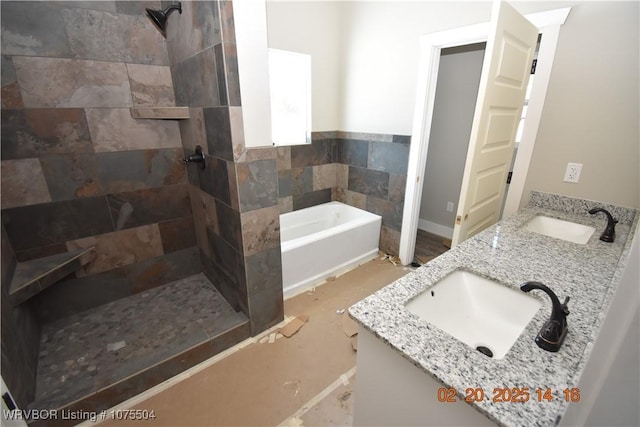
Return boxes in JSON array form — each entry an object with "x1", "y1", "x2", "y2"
[{"x1": 268, "y1": 49, "x2": 312, "y2": 145}]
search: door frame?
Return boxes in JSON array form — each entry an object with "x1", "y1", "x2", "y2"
[{"x1": 399, "y1": 7, "x2": 570, "y2": 265}]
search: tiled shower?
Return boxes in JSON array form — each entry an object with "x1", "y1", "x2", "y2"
[{"x1": 0, "y1": 0, "x2": 411, "y2": 421}]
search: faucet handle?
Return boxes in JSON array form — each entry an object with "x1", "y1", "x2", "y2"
[{"x1": 561, "y1": 296, "x2": 570, "y2": 316}]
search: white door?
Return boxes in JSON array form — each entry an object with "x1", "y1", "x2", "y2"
[{"x1": 451, "y1": 1, "x2": 539, "y2": 246}]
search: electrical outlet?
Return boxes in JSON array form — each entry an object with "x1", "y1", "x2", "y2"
[
  {"x1": 446, "y1": 202, "x2": 454, "y2": 212},
  {"x1": 563, "y1": 163, "x2": 583, "y2": 183}
]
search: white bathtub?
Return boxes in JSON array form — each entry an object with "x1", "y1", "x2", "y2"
[{"x1": 280, "y1": 201, "x2": 382, "y2": 299}]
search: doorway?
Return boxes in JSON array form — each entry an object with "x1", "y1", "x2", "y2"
[
  {"x1": 416, "y1": 42, "x2": 485, "y2": 243},
  {"x1": 399, "y1": 7, "x2": 571, "y2": 265}
]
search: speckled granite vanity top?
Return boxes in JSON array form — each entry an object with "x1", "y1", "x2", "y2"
[{"x1": 349, "y1": 192, "x2": 638, "y2": 427}]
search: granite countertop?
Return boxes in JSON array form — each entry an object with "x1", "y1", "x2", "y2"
[{"x1": 349, "y1": 192, "x2": 639, "y2": 427}]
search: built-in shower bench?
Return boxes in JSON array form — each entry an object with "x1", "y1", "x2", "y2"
[{"x1": 8, "y1": 247, "x2": 95, "y2": 306}]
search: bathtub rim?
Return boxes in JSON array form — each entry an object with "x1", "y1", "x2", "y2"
[{"x1": 280, "y1": 201, "x2": 382, "y2": 253}]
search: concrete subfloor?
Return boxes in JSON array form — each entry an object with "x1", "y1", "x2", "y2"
[{"x1": 96, "y1": 256, "x2": 411, "y2": 427}]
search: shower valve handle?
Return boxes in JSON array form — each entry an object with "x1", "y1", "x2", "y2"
[{"x1": 184, "y1": 145, "x2": 206, "y2": 170}]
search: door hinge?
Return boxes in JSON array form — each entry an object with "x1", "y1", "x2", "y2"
[
  {"x1": 531, "y1": 59, "x2": 537, "y2": 74},
  {"x1": 507, "y1": 171, "x2": 513, "y2": 184},
  {"x1": 456, "y1": 215, "x2": 462, "y2": 225}
]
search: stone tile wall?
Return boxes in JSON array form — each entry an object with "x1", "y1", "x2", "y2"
[
  {"x1": 1, "y1": 224, "x2": 40, "y2": 409},
  {"x1": 277, "y1": 132, "x2": 410, "y2": 256},
  {"x1": 167, "y1": 1, "x2": 283, "y2": 335},
  {"x1": 0, "y1": 1, "x2": 198, "y2": 323}
]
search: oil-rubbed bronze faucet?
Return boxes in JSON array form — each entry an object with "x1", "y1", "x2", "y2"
[
  {"x1": 588, "y1": 208, "x2": 617, "y2": 242},
  {"x1": 520, "y1": 281, "x2": 570, "y2": 352},
  {"x1": 184, "y1": 145, "x2": 206, "y2": 170}
]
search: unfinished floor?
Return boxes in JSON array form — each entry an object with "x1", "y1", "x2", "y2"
[{"x1": 93, "y1": 255, "x2": 413, "y2": 426}]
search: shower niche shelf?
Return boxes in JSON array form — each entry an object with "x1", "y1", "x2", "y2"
[
  {"x1": 9, "y1": 247, "x2": 95, "y2": 306},
  {"x1": 130, "y1": 106, "x2": 190, "y2": 120}
]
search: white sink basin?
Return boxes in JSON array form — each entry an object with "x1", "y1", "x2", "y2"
[
  {"x1": 405, "y1": 271, "x2": 541, "y2": 359},
  {"x1": 523, "y1": 215, "x2": 595, "y2": 244}
]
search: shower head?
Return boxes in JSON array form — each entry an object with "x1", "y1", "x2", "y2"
[{"x1": 145, "y1": 3, "x2": 182, "y2": 38}]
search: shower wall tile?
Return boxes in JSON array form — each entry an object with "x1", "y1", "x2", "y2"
[
  {"x1": 127, "y1": 64, "x2": 175, "y2": 106},
  {"x1": 366, "y1": 196, "x2": 404, "y2": 231},
  {"x1": 67, "y1": 224, "x2": 164, "y2": 276},
  {"x1": 106, "y1": 184, "x2": 191, "y2": 231},
  {"x1": 170, "y1": 62, "x2": 187, "y2": 106},
  {"x1": 380, "y1": 226, "x2": 401, "y2": 257},
  {"x1": 200, "y1": 246, "x2": 241, "y2": 312},
  {"x1": 336, "y1": 138, "x2": 368, "y2": 168},
  {"x1": 165, "y1": 1, "x2": 222, "y2": 66},
  {"x1": 338, "y1": 131, "x2": 393, "y2": 143},
  {"x1": 191, "y1": 1, "x2": 223, "y2": 54},
  {"x1": 293, "y1": 188, "x2": 332, "y2": 211},
  {"x1": 389, "y1": 174, "x2": 407, "y2": 203},
  {"x1": 235, "y1": 146, "x2": 276, "y2": 164},
  {"x1": 206, "y1": 230, "x2": 241, "y2": 293},
  {"x1": 240, "y1": 206, "x2": 280, "y2": 256},
  {"x1": 178, "y1": 47, "x2": 221, "y2": 108},
  {"x1": 62, "y1": 8, "x2": 168, "y2": 65},
  {"x1": 14, "y1": 244, "x2": 69, "y2": 264},
  {"x1": 0, "y1": 159, "x2": 52, "y2": 209},
  {"x1": 219, "y1": 1, "x2": 236, "y2": 45},
  {"x1": 229, "y1": 107, "x2": 245, "y2": 160},
  {"x1": 313, "y1": 163, "x2": 337, "y2": 191},
  {"x1": 291, "y1": 140, "x2": 333, "y2": 168},
  {"x1": 86, "y1": 108, "x2": 181, "y2": 152},
  {"x1": 56, "y1": 1, "x2": 118, "y2": 13},
  {"x1": 278, "y1": 196, "x2": 293, "y2": 214},
  {"x1": 276, "y1": 147, "x2": 292, "y2": 171},
  {"x1": 290, "y1": 167, "x2": 313, "y2": 197},
  {"x1": 115, "y1": 1, "x2": 162, "y2": 15},
  {"x1": 203, "y1": 107, "x2": 233, "y2": 160},
  {"x1": 13, "y1": 57, "x2": 132, "y2": 108},
  {"x1": 227, "y1": 161, "x2": 240, "y2": 211},
  {"x1": 216, "y1": 42, "x2": 241, "y2": 107},
  {"x1": 348, "y1": 166, "x2": 389, "y2": 199},
  {"x1": 96, "y1": 148, "x2": 186, "y2": 194},
  {"x1": 158, "y1": 216, "x2": 197, "y2": 254},
  {"x1": 198, "y1": 155, "x2": 231, "y2": 205},
  {"x1": 215, "y1": 201, "x2": 242, "y2": 251},
  {"x1": 336, "y1": 163, "x2": 348, "y2": 189},
  {"x1": 368, "y1": 140, "x2": 410, "y2": 175},
  {"x1": 0, "y1": 1, "x2": 72, "y2": 57},
  {"x1": 40, "y1": 153, "x2": 101, "y2": 200},
  {"x1": 1, "y1": 197, "x2": 113, "y2": 251},
  {"x1": 1, "y1": 224, "x2": 41, "y2": 410},
  {"x1": 189, "y1": 186, "x2": 218, "y2": 257},
  {"x1": 247, "y1": 285, "x2": 283, "y2": 334},
  {"x1": 1, "y1": 56, "x2": 23, "y2": 108},
  {"x1": 339, "y1": 189, "x2": 367, "y2": 210},
  {"x1": 236, "y1": 159, "x2": 278, "y2": 212},
  {"x1": 33, "y1": 247, "x2": 200, "y2": 323},
  {"x1": 179, "y1": 108, "x2": 207, "y2": 153},
  {"x1": 214, "y1": 44, "x2": 228, "y2": 106},
  {"x1": 244, "y1": 246, "x2": 282, "y2": 296},
  {"x1": 1, "y1": 109, "x2": 93, "y2": 160}
]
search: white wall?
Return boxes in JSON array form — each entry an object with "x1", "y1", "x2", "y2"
[
  {"x1": 339, "y1": 1, "x2": 493, "y2": 134},
  {"x1": 521, "y1": 1, "x2": 639, "y2": 208},
  {"x1": 262, "y1": 1, "x2": 639, "y2": 208},
  {"x1": 266, "y1": 1, "x2": 342, "y2": 132},
  {"x1": 419, "y1": 45, "x2": 484, "y2": 235}
]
